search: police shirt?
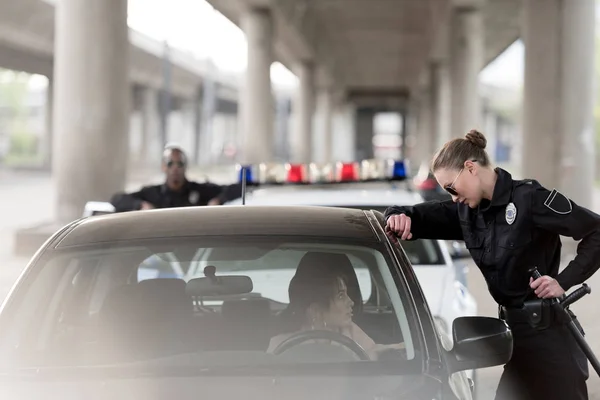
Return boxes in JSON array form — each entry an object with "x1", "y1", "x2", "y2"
[
  {"x1": 384, "y1": 168, "x2": 600, "y2": 307},
  {"x1": 110, "y1": 180, "x2": 243, "y2": 212}
]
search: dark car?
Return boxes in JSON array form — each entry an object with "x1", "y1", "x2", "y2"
[{"x1": 0, "y1": 206, "x2": 512, "y2": 399}]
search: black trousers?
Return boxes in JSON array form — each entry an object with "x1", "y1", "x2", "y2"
[{"x1": 494, "y1": 320, "x2": 589, "y2": 400}]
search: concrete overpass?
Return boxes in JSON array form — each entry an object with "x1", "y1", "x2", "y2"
[
  {"x1": 206, "y1": 0, "x2": 595, "y2": 210},
  {"x1": 0, "y1": 0, "x2": 244, "y2": 171},
  {"x1": 0, "y1": 0, "x2": 240, "y2": 99},
  {"x1": 9, "y1": 0, "x2": 597, "y2": 257}
]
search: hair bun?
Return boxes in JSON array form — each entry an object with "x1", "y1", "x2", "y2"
[{"x1": 465, "y1": 129, "x2": 487, "y2": 149}]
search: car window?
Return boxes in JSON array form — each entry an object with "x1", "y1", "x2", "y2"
[{"x1": 0, "y1": 237, "x2": 422, "y2": 376}]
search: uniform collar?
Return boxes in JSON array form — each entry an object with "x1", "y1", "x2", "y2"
[{"x1": 478, "y1": 168, "x2": 513, "y2": 212}]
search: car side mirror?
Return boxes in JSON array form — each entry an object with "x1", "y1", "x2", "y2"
[
  {"x1": 447, "y1": 316, "x2": 513, "y2": 373},
  {"x1": 449, "y1": 240, "x2": 471, "y2": 260}
]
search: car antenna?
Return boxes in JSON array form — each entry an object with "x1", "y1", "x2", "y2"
[{"x1": 241, "y1": 166, "x2": 247, "y2": 205}]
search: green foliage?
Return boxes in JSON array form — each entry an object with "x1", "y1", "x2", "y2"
[{"x1": 8, "y1": 131, "x2": 37, "y2": 156}]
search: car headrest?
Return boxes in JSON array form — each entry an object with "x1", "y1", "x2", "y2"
[
  {"x1": 98, "y1": 284, "x2": 142, "y2": 330},
  {"x1": 137, "y1": 278, "x2": 192, "y2": 314},
  {"x1": 295, "y1": 251, "x2": 363, "y2": 313},
  {"x1": 222, "y1": 298, "x2": 270, "y2": 321}
]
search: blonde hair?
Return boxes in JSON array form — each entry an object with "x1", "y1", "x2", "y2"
[{"x1": 431, "y1": 130, "x2": 490, "y2": 172}]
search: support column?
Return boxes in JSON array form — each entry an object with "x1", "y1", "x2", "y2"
[
  {"x1": 432, "y1": 61, "x2": 451, "y2": 149},
  {"x1": 52, "y1": 0, "x2": 129, "y2": 222},
  {"x1": 200, "y1": 76, "x2": 217, "y2": 166},
  {"x1": 522, "y1": 0, "x2": 596, "y2": 208},
  {"x1": 355, "y1": 107, "x2": 375, "y2": 160},
  {"x1": 42, "y1": 79, "x2": 53, "y2": 170},
  {"x1": 239, "y1": 8, "x2": 274, "y2": 164},
  {"x1": 314, "y1": 87, "x2": 333, "y2": 163},
  {"x1": 193, "y1": 86, "x2": 202, "y2": 165},
  {"x1": 332, "y1": 103, "x2": 356, "y2": 162},
  {"x1": 291, "y1": 61, "x2": 315, "y2": 163},
  {"x1": 414, "y1": 83, "x2": 435, "y2": 170},
  {"x1": 450, "y1": 7, "x2": 484, "y2": 138},
  {"x1": 140, "y1": 87, "x2": 160, "y2": 166}
]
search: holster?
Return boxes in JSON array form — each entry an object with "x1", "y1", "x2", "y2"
[{"x1": 499, "y1": 299, "x2": 554, "y2": 330}]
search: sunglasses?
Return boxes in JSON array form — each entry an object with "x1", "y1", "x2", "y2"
[
  {"x1": 443, "y1": 160, "x2": 478, "y2": 196},
  {"x1": 167, "y1": 160, "x2": 185, "y2": 168}
]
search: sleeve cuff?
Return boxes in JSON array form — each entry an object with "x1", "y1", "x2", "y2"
[{"x1": 555, "y1": 272, "x2": 577, "y2": 292}]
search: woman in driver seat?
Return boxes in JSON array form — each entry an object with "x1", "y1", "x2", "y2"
[{"x1": 266, "y1": 265, "x2": 404, "y2": 360}]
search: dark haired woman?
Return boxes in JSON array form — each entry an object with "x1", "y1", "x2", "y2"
[{"x1": 267, "y1": 267, "x2": 404, "y2": 360}]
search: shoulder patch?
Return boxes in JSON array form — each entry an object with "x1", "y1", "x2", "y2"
[{"x1": 543, "y1": 189, "x2": 572, "y2": 214}]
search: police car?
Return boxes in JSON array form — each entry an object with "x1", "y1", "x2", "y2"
[
  {"x1": 225, "y1": 159, "x2": 478, "y2": 346},
  {"x1": 0, "y1": 205, "x2": 511, "y2": 399}
]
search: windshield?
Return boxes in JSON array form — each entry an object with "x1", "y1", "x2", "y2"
[{"x1": 0, "y1": 236, "x2": 423, "y2": 376}]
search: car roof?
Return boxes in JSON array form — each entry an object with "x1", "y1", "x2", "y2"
[
  {"x1": 227, "y1": 184, "x2": 424, "y2": 206},
  {"x1": 54, "y1": 206, "x2": 381, "y2": 248}
]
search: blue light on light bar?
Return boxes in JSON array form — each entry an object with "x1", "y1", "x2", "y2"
[
  {"x1": 392, "y1": 160, "x2": 406, "y2": 179},
  {"x1": 237, "y1": 165, "x2": 255, "y2": 184}
]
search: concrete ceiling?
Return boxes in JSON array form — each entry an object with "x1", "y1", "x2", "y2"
[
  {"x1": 0, "y1": 0, "x2": 242, "y2": 100},
  {"x1": 208, "y1": 0, "x2": 521, "y2": 107}
]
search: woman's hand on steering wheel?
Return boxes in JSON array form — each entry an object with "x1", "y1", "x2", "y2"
[{"x1": 272, "y1": 329, "x2": 370, "y2": 361}]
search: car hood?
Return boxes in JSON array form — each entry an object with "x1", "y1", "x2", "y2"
[{"x1": 0, "y1": 372, "x2": 442, "y2": 400}]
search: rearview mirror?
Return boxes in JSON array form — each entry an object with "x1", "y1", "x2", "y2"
[
  {"x1": 447, "y1": 316, "x2": 513, "y2": 373},
  {"x1": 186, "y1": 275, "x2": 253, "y2": 297}
]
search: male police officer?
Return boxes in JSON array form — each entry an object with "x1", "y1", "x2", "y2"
[{"x1": 110, "y1": 144, "x2": 242, "y2": 212}]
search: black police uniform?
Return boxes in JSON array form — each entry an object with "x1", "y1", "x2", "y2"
[
  {"x1": 110, "y1": 180, "x2": 243, "y2": 212},
  {"x1": 384, "y1": 167, "x2": 600, "y2": 400}
]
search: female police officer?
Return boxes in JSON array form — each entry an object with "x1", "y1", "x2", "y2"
[{"x1": 385, "y1": 130, "x2": 600, "y2": 400}]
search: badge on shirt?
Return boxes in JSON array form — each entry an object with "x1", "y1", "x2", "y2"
[
  {"x1": 505, "y1": 202, "x2": 517, "y2": 225},
  {"x1": 544, "y1": 189, "x2": 572, "y2": 214},
  {"x1": 189, "y1": 191, "x2": 199, "y2": 204}
]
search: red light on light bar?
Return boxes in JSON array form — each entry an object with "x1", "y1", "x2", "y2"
[
  {"x1": 287, "y1": 164, "x2": 306, "y2": 183},
  {"x1": 338, "y1": 163, "x2": 359, "y2": 181}
]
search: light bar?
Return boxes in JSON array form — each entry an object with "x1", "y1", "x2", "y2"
[
  {"x1": 286, "y1": 163, "x2": 308, "y2": 183},
  {"x1": 335, "y1": 162, "x2": 360, "y2": 182},
  {"x1": 236, "y1": 158, "x2": 408, "y2": 185},
  {"x1": 258, "y1": 163, "x2": 288, "y2": 184},
  {"x1": 308, "y1": 163, "x2": 334, "y2": 183}
]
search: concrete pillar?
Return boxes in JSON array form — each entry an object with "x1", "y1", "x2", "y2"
[
  {"x1": 432, "y1": 61, "x2": 451, "y2": 149},
  {"x1": 332, "y1": 103, "x2": 356, "y2": 162},
  {"x1": 139, "y1": 87, "x2": 160, "y2": 166},
  {"x1": 414, "y1": 84, "x2": 435, "y2": 170},
  {"x1": 314, "y1": 87, "x2": 333, "y2": 163},
  {"x1": 42, "y1": 79, "x2": 53, "y2": 169},
  {"x1": 522, "y1": 0, "x2": 596, "y2": 208},
  {"x1": 404, "y1": 102, "x2": 419, "y2": 168},
  {"x1": 52, "y1": 0, "x2": 129, "y2": 222},
  {"x1": 355, "y1": 108, "x2": 375, "y2": 161},
  {"x1": 239, "y1": 8, "x2": 274, "y2": 164},
  {"x1": 291, "y1": 62, "x2": 315, "y2": 163},
  {"x1": 449, "y1": 7, "x2": 484, "y2": 138},
  {"x1": 200, "y1": 78, "x2": 217, "y2": 165},
  {"x1": 193, "y1": 86, "x2": 202, "y2": 165}
]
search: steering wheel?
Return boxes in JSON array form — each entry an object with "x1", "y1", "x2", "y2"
[{"x1": 272, "y1": 330, "x2": 370, "y2": 361}]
